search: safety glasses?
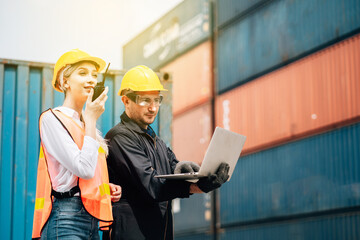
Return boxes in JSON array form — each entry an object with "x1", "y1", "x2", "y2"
[{"x1": 126, "y1": 93, "x2": 163, "y2": 107}]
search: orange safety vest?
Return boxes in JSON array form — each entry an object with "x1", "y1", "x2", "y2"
[{"x1": 32, "y1": 109, "x2": 113, "y2": 239}]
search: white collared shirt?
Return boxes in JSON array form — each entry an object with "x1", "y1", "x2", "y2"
[{"x1": 40, "y1": 106, "x2": 99, "y2": 192}]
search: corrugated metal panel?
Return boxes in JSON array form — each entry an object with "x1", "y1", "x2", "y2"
[
  {"x1": 174, "y1": 194, "x2": 212, "y2": 234},
  {"x1": 123, "y1": 0, "x2": 211, "y2": 70},
  {"x1": 160, "y1": 41, "x2": 212, "y2": 116},
  {"x1": 0, "y1": 64, "x2": 4, "y2": 156},
  {"x1": 12, "y1": 65, "x2": 29, "y2": 240},
  {"x1": 42, "y1": 67, "x2": 54, "y2": 111},
  {"x1": 25, "y1": 68, "x2": 42, "y2": 238},
  {"x1": 215, "y1": 34, "x2": 360, "y2": 153},
  {"x1": 0, "y1": 59, "x2": 170, "y2": 239},
  {"x1": 216, "y1": 0, "x2": 269, "y2": 28},
  {"x1": 1, "y1": 65, "x2": 17, "y2": 239},
  {"x1": 173, "y1": 101, "x2": 212, "y2": 165},
  {"x1": 158, "y1": 73, "x2": 173, "y2": 147},
  {"x1": 219, "y1": 122, "x2": 360, "y2": 226},
  {"x1": 216, "y1": 0, "x2": 360, "y2": 93},
  {"x1": 113, "y1": 73, "x2": 124, "y2": 124},
  {"x1": 219, "y1": 213, "x2": 360, "y2": 240}
]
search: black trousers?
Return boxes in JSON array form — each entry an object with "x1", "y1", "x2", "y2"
[{"x1": 102, "y1": 199, "x2": 173, "y2": 240}]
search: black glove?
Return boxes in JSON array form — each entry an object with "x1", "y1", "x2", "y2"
[
  {"x1": 197, "y1": 163, "x2": 230, "y2": 193},
  {"x1": 174, "y1": 161, "x2": 200, "y2": 174}
]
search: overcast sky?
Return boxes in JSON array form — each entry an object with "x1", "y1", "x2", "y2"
[{"x1": 0, "y1": 0, "x2": 183, "y2": 70}]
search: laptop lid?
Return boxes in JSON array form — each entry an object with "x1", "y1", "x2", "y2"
[{"x1": 156, "y1": 127, "x2": 246, "y2": 181}]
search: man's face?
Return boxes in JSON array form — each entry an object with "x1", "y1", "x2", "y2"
[{"x1": 123, "y1": 91, "x2": 161, "y2": 129}]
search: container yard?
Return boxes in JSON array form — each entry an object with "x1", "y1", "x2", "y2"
[{"x1": 1, "y1": 0, "x2": 359, "y2": 239}]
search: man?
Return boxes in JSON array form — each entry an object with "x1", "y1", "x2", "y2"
[{"x1": 105, "y1": 65, "x2": 229, "y2": 240}]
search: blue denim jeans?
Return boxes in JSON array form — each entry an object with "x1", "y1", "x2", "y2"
[{"x1": 41, "y1": 197, "x2": 100, "y2": 240}]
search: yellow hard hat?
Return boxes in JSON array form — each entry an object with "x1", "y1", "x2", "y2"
[
  {"x1": 118, "y1": 65, "x2": 167, "y2": 96},
  {"x1": 52, "y1": 49, "x2": 106, "y2": 92}
]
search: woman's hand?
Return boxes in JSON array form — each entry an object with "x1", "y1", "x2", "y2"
[
  {"x1": 109, "y1": 183, "x2": 122, "y2": 202},
  {"x1": 83, "y1": 87, "x2": 108, "y2": 139},
  {"x1": 83, "y1": 87, "x2": 109, "y2": 122}
]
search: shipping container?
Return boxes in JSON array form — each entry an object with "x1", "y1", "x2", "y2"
[
  {"x1": 158, "y1": 74, "x2": 173, "y2": 147},
  {"x1": 216, "y1": 0, "x2": 360, "y2": 93},
  {"x1": 216, "y1": 0, "x2": 269, "y2": 28},
  {"x1": 175, "y1": 232, "x2": 212, "y2": 240},
  {"x1": 215, "y1": 34, "x2": 360, "y2": 153},
  {"x1": 173, "y1": 101, "x2": 212, "y2": 165},
  {"x1": 174, "y1": 194, "x2": 212, "y2": 234},
  {"x1": 0, "y1": 59, "x2": 169, "y2": 240},
  {"x1": 123, "y1": 0, "x2": 211, "y2": 70},
  {"x1": 160, "y1": 41, "x2": 213, "y2": 116},
  {"x1": 219, "y1": 212, "x2": 360, "y2": 240},
  {"x1": 219, "y1": 122, "x2": 360, "y2": 226}
]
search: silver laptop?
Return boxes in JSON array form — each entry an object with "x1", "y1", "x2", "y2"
[{"x1": 155, "y1": 127, "x2": 246, "y2": 181}]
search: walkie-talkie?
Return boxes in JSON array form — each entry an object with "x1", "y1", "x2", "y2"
[{"x1": 92, "y1": 63, "x2": 110, "y2": 101}]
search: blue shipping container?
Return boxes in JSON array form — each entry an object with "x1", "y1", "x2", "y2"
[
  {"x1": 220, "y1": 122, "x2": 360, "y2": 226},
  {"x1": 0, "y1": 59, "x2": 167, "y2": 240},
  {"x1": 174, "y1": 194, "x2": 212, "y2": 234},
  {"x1": 219, "y1": 212, "x2": 360, "y2": 240},
  {"x1": 216, "y1": 0, "x2": 360, "y2": 93},
  {"x1": 216, "y1": 0, "x2": 268, "y2": 28}
]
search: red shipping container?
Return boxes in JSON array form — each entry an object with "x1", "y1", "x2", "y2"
[
  {"x1": 160, "y1": 41, "x2": 213, "y2": 116},
  {"x1": 215, "y1": 34, "x2": 360, "y2": 154},
  {"x1": 173, "y1": 101, "x2": 212, "y2": 165}
]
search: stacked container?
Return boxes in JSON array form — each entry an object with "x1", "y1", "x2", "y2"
[
  {"x1": 214, "y1": 0, "x2": 360, "y2": 239},
  {"x1": 123, "y1": 0, "x2": 214, "y2": 238},
  {"x1": 0, "y1": 59, "x2": 169, "y2": 239},
  {"x1": 123, "y1": 0, "x2": 360, "y2": 239}
]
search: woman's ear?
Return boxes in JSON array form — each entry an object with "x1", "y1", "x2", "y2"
[{"x1": 63, "y1": 78, "x2": 69, "y2": 89}]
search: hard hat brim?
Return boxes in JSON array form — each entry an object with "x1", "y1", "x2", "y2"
[{"x1": 118, "y1": 88, "x2": 168, "y2": 96}]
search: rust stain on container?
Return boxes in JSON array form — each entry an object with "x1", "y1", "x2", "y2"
[
  {"x1": 215, "y1": 34, "x2": 360, "y2": 153},
  {"x1": 173, "y1": 101, "x2": 212, "y2": 165},
  {"x1": 160, "y1": 41, "x2": 213, "y2": 116}
]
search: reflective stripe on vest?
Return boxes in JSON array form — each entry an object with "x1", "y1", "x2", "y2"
[
  {"x1": 32, "y1": 145, "x2": 52, "y2": 239},
  {"x1": 32, "y1": 109, "x2": 113, "y2": 238}
]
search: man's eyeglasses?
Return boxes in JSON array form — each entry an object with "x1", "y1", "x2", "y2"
[{"x1": 126, "y1": 93, "x2": 163, "y2": 107}]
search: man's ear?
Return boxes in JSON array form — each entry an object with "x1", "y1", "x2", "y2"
[{"x1": 121, "y1": 95, "x2": 129, "y2": 106}]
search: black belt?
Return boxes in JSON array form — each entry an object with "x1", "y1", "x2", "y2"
[{"x1": 52, "y1": 186, "x2": 80, "y2": 199}]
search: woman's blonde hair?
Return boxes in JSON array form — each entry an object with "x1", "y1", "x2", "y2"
[{"x1": 57, "y1": 61, "x2": 109, "y2": 155}]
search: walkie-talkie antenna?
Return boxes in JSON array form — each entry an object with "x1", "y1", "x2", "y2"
[{"x1": 100, "y1": 63, "x2": 111, "y2": 86}]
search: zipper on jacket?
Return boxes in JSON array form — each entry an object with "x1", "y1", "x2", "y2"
[{"x1": 145, "y1": 133, "x2": 157, "y2": 149}]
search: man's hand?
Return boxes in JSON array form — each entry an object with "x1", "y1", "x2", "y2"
[
  {"x1": 174, "y1": 161, "x2": 200, "y2": 174},
  {"x1": 109, "y1": 183, "x2": 122, "y2": 202},
  {"x1": 197, "y1": 163, "x2": 230, "y2": 193}
]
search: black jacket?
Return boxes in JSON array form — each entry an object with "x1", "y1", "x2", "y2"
[{"x1": 105, "y1": 112, "x2": 191, "y2": 240}]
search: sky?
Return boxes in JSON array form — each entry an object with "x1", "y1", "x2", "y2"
[{"x1": 0, "y1": 0, "x2": 183, "y2": 70}]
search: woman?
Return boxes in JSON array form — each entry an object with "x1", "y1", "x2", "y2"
[{"x1": 32, "y1": 49, "x2": 121, "y2": 239}]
